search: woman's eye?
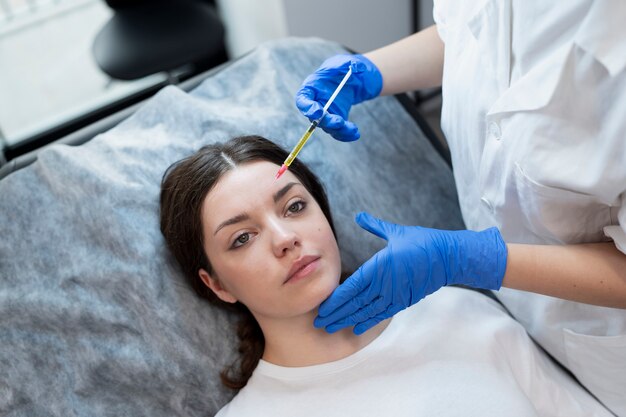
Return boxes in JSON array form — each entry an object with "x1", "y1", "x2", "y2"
[
  {"x1": 232, "y1": 233, "x2": 250, "y2": 248},
  {"x1": 287, "y1": 200, "x2": 306, "y2": 214}
]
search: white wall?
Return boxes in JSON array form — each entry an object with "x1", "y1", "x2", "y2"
[
  {"x1": 215, "y1": 0, "x2": 289, "y2": 57},
  {"x1": 283, "y1": 0, "x2": 412, "y2": 54},
  {"x1": 216, "y1": 0, "x2": 434, "y2": 58}
]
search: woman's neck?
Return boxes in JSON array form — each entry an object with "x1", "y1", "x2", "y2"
[{"x1": 258, "y1": 310, "x2": 391, "y2": 367}]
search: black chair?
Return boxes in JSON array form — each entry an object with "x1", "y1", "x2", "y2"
[{"x1": 92, "y1": 0, "x2": 228, "y2": 81}]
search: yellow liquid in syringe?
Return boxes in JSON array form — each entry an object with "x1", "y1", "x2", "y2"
[{"x1": 284, "y1": 120, "x2": 318, "y2": 167}]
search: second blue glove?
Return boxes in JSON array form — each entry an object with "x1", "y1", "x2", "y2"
[{"x1": 314, "y1": 212, "x2": 508, "y2": 334}]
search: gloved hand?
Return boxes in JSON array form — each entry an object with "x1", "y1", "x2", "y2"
[
  {"x1": 295, "y1": 54, "x2": 383, "y2": 142},
  {"x1": 314, "y1": 212, "x2": 508, "y2": 335}
]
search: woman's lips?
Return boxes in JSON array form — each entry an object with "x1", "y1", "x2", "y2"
[{"x1": 285, "y1": 256, "x2": 321, "y2": 284}]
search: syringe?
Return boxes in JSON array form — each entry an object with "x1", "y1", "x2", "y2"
[{"x1": 275, "y1": 66, "x2": 353, "y2": 180}]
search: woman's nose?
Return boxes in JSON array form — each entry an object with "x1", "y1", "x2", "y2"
[{"x1": 269, "y1": 219, "x2": 300, "y2": 257}]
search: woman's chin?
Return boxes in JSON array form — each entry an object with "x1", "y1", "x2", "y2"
[{"x1": 310, "y1": 278, "x2": 340, "y2": 312}]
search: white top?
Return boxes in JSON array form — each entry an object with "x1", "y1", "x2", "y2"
[
  {"x1": 433, "y1": 0, "x2": 626, "y2": 414},
  {"x1": 216, "y1": 288, "x2": 610, "y2": 417}
]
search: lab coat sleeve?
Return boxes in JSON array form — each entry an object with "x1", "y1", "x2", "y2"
[
  {"x1": 603, "y1": 137, "x2": 626, "y2": 255},
  {"x1": 604, "y1": 205, "x2": 626, "y2": 255},
  {"x1": 432, "y1": 0, "x2": 449, "y2": 42}
]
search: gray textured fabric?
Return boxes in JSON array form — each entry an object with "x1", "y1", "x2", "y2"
[{"x1": 0, "y1": 37, "x2": 463, "y2": 416}]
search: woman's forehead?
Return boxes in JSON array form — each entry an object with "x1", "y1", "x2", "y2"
[{"x1": 202, "y1": 161, "x2": 305, "y2": 221}]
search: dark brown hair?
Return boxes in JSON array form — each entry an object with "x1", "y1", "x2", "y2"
[{"x1": 159, "y1": 135, "x2": 336, "y2": 390}]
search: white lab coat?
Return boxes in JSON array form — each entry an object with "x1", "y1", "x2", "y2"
[{"x1": 433, "y1": 0, "x2": 626, "y2": 415}]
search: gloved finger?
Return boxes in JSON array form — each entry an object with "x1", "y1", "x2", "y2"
[
  {"x1": 353, "y1": 304, "x2": 404, "y2": 335},
  {"x1": 353, "y1": 315, "x2": 384, "y2": 335},
  {"x1": 323, "y1": 249, "x2": 394, "y2": 331},
  {"x1": 316, "y1": 264, "x2": 375, "y2": 319},
  {"x1": 323, "y1": 295, "x2": 389, "y2": 333},
  {"x1": 349, "y1": 59, "x2": 367, "y2": 74},
  {"x1": 295, "y1": 88, "x2": 325, "y2": 120},
  {"x1": 319, "y1": 112, "x2": 345, "y2": 130},
  {"x1": 317, "y1": 112, "x2": 345, "y2": 131},
  {"x1": 319, "y1": 54, "x2": 354, "y2": 73},
  {"x1": 314, "y1": 283, "x2": 377, "y2": 329},
  {"x1": 316, "y1": 247, "x2": 389, "y2": 325},
  {"x1": 354, "y1": 211, "x2": 395, "y2": 241},
  {"x1": 319, "y1": 114, "x2": 360, "y2": 142},
  {"x1": 331, "y1": 122, "x2": 360, "y2": 142}
]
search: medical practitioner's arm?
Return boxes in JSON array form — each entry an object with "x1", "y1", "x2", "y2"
[
  {"x1": 295, "y1": 25, "x2": 444, "y2": 141},
  {"x1": 364, "y1": 24, "x2": 444, "y2": 95},
  {"x1": 504, "y1": 242, "x2": 626, "y2": 309},
  {"x1": 314, "y1": 213, "x2": 626, "y2": 335}
]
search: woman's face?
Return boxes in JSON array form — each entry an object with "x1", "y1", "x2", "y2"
[{"x1": 199, "y1": 161, "x2": 342, "y2": 321}]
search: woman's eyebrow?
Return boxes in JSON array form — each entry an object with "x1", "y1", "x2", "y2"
[
  {"x1": 273, "y1": 182, "x2": 299, "y2": 203},
  {"x1": 214, "y1": 213, "x2": 249, "y2": 236}
]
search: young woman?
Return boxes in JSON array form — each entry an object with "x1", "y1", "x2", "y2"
[{"x1": 159, "y1": 135, "x2": 610, "y2": 417}]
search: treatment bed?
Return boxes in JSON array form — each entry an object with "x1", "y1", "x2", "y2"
[{"x1": 0, "y1": 37, "x2": 467, "y2": 416}]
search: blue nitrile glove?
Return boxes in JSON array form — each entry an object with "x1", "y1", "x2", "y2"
[
  {"x1": 295, "y1": 54, "x2": 383, "y2": 142},
  {"x1": 314, "y1": 212, "x2": 508, "y2": 335}
]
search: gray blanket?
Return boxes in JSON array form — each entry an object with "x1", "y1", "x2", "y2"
[{"x1": 0, "y1": 37, "x2": 463, "y2": 416}]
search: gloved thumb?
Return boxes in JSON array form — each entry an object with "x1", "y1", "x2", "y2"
[{"x1": 354, "y1": 212, "x2": 394, "y2": 241}]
